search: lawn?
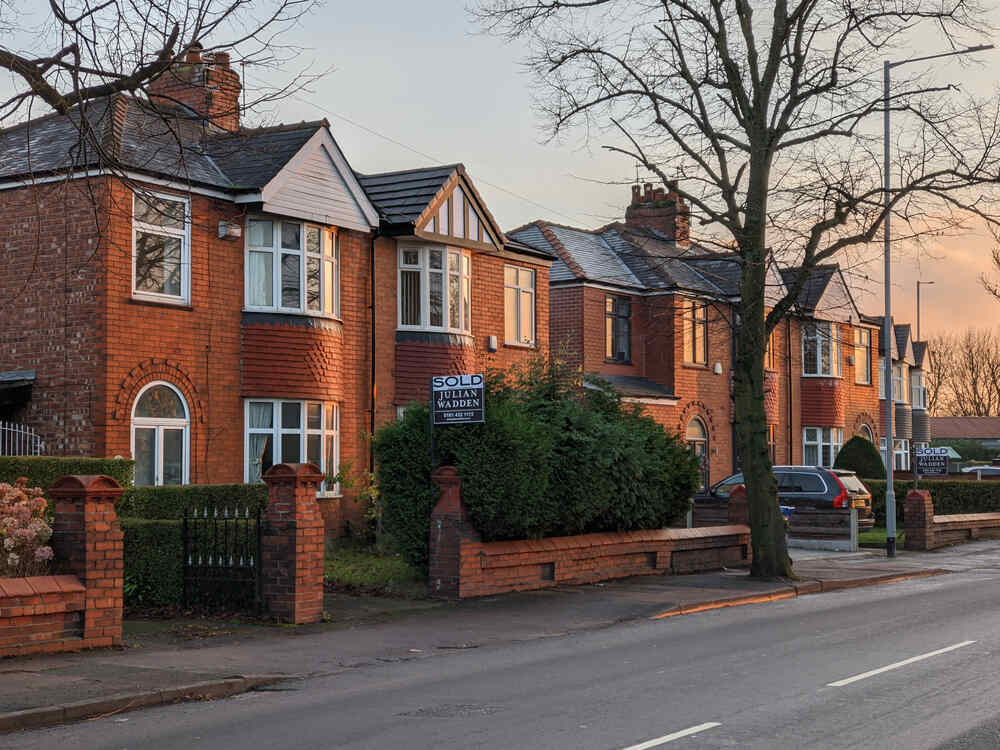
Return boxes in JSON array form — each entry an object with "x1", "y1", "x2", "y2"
[
  {"x1": 324, "y1": 538, "x2": 427, "y2": 598},
  {"x1": 858, "y1": 527, "x2": 905, "y2": 547}
]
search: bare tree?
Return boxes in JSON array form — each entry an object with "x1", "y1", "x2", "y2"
[
  {"x1": 476, "y1": 0, "x2": 1000, "y2": 576},
  {"x1": 928, "y1": 329, "x2": 1000, "y2": 416}
]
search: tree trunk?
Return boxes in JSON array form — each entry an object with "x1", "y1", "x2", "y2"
[{"x1": 734, "y1": 254, "x2": 793, "y2": 579}]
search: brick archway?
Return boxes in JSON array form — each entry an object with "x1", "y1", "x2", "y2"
[{"x1": 851, "y1": 411, "x2": 879, "y2": 443}]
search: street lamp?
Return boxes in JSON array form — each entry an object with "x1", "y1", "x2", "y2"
[
  {"x1": 882, "y1": 44, "x2": 994, "y2": 558},
  {"x1": 916, "y1": 280, "x2": 935, "y2": 342}
]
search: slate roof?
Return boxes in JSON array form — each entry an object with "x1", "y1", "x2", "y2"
[
  {"x1": 588, "y1": 373, "x2": 677, "y2": 400},
  {"x1": 356, "y1": 165, "x2": 457, "y2": 224},
  {"x1": 547, "y1": 225, "x2": 642, "y2": 288},
  {"x1": 929, "y1": 416, "x2": 1000, "y2": 440},
  {"x1": 913, "y1": 340, "x2": 928, "y2": 368},
  {"x1": 779, "y1": 265, "x2": 838, "y2": 313},
  {"x1": 894, "y1": 324, "x2": 913, "y2": 363},
  {"x1": 0, "y1": 94, "x2": 329, "y2": 192}
]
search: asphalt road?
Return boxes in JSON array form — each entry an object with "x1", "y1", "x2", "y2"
[{"x1": 9, "y1": 570, "x2": 1000, "y2": 750}]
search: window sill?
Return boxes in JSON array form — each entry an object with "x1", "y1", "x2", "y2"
[
  {"x1": 604, "y1": 359, "x2": 632, "y2": 366},
  {"x1": 242, "y1": 308, "x2": 342, "y2": 323},
  {"x1": 129, "y1": 296, "x2": 193, "y2": 311},
  {"x1": 682, "y1": 362, "x2": 710, "y2": 370},
  {"x1": 504, "y1": 341, "x2": 537, "y2": 350},
  {"x1": 855, "y1": 381, "x2": 873, "y2": 387},
  {"x1": 801, "y1": 373, "x2": 843, "y2": 379},
  {"x1": 317, "y1": 491, "x2": 343, "y2": 500}
]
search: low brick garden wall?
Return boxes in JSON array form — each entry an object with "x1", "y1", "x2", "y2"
[
  {"x1": 905, "y1": 490, "x2": 1000, "y2": 550},
  {"x1": 429, "y1": 466, "x2": 751, "y2": 599}
]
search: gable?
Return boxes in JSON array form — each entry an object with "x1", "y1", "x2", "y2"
[
  {"x1": 258, "y1": 128, "x2": 378, "y2": 232},
  {"x1": 812, "y1": 269, "x2": 860, "y2": 323},
  {"x1": 416, "y1": 170, "x2": 503, "y2": 250}
]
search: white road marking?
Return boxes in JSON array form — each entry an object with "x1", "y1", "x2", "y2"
[
  {"x1": 619, "y1": 722, "x2": 722, "y2": 749},
  {"x1": 827, "y1": 640, "x2": 977, "y2": 687}
]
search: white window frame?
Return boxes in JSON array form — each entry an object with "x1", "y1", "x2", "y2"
[
  {"x1": 879, "y1": 357, "x2": 887, "y2": 399},
  {"x1": 131, "y1": 381, "x2": 190, "y2": 485},
  {"x1": 911, "y1": 370, "x2": 926, "y2": 409},
  {"x1": 892, "y1": 363, "x2": 907, "y2": 403},
  {"x1": 880, "y1": 437, "x2": 911, "y2": 471},
  {"x1": 396, "y1": 245, "x2": 472, "y2": 334},
  {"x1": 504, "y1": 265, "x2": 536, "y2": 346},
  {"x1": 245, "y1": 216, "x2": 340, "y2": 318},
  {"x1": 243, "y1": 399, "x2": 341, "y2": 495},
  {"x1": 132, "y1": 191, "x2": 191, "y2": 304},
  {"x1": 854, "y1": 328, "x2": 872, "y2": 385},
  {"x1": 802, "y1": 321, "x2": 841, "y2": 377},
  {"x1": 803, "y1": 426, "x2": 843, "y2": 468}
]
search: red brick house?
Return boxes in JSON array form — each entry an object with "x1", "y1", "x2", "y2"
[
  {"x1": 0, "y1": 51, "x2": 552, "y2": 533},
  {"x1": 512, "y1": 184, "x2": 897, "y2": 487}
]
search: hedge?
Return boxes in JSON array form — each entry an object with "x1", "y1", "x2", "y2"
[
  {"x1": 122, "y1": 519, "x2": 183, "y2": 607},
  {"x1": 834, "y1": 436, "x2": 885, "y2": 479},
  {"x1": 0, "y1": 456, "x2": 134, "y2": 491},
  {"x1": 376, "y1": 362, "x2": 700, "y2": 570},
  {"x1": 119, "y1": 483, "x2": 268, "y2": 519},
  {"x1": 865, "y1": 479, "x2": 1000, "y2": 526}
]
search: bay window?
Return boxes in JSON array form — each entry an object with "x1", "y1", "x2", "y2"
[
  {"x1": 802, "y1": 321, "x2": 840, "y2": 376},
  {"x1": 398, "y1": 246, "x2": 472, "y2": 333},
  {"x1": 683, "y1": 300, "x2": 709, "y2": 365},
  {"x1": 892, "y1": 363, "x2": 907, "y2": 403},
  {"x1": 605, "y1": 296, "x2": 631, "y2": 363},
  {"x1": 246, "y1": 218, "x2": 339, "y2": 316},
  {"x1": 245, "y1": 400, "x2": 340, "y2": 493},
  {"x1": 133, "y1": 192, "x2": 190, "y2": 303},
  {"x1": 880, "y1": 437, "x2": 911, "y2": 471},
  {"x1": 803, "y1": 427, "x2": 843, "y2": 468},
  {"x1": 911, "y1": 370, "x2": 926, "y2": 409},
  {"x1": 504, "y1": 266, "x2": 536, "y2": 346}
]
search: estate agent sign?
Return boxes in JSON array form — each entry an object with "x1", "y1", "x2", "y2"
[
  {"x1": 914, "y1": 446, "x2": 948, "y2": 477},
  {"x1": 430, "y1": 374, "x2": 485, "y2": 425}
]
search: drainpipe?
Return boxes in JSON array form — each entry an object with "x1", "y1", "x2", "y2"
[
  {"x1": 786, "y1": 317, "x2": 793, "y2": 462},
  {"x1": 369, "y1": 232, "x2": 377, "y2": 474}
]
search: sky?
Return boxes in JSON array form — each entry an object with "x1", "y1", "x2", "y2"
[{"x1": 10, "y1": 0, "x2": 1000, "y2": 337}]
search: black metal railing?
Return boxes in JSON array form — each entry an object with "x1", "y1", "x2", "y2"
[{"x1": 182, "y1": 506, "x2": 262, "y2": 613}]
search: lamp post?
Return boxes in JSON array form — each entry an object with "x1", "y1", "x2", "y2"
[
  {"x1": 916, "y1": 280, "x2": 934, "y2": 342},
  {"x1": 882, "y1": 44, "x2": 993, "y2": 558}
]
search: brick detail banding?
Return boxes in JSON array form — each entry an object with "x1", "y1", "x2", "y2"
[
  {"x1": 427, "y1": 466, "x2": 750, "y2": 600},
  {"x1": 800, "y1": 377, "x2": 845, "y2": 427},
  {"x1": 261, "y1": 463, "x2": 326, "y2": 623}
]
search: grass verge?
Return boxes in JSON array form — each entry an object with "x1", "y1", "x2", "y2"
[
  {"x1": 858, "y1": 527, "x2": 905, "y2": 547},
  {"x1": 324, "y1": 538, "x2": 426, "y2": 598}
]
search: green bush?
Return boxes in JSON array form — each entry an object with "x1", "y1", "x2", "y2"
[
  {"x1": 376, "y1": 361, "x2": 700, "y2": 570},
  {"x1": 122, "y1": 519, "x2": 182, "y2": 607},
  {"x1": 0, "y1": 456, "x2": 134, "y2": 491},
  {"x1": 866, "y1": 479, "x2": 1000, "y2": 526},
  {"x1": 834, "y1": 436, "x2": 886, "y2": 479},
  {"x1": 119, "y1": 483, "x2": 268, "y2": 519}
]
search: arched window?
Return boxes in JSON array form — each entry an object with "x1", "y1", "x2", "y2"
[
  {"x1": 131, "y1": 382, "x2": 189, "y2": 486},
  {"x1": 686, "y1": 417, "x2": 710, "y2": 492},
  {"x1": 859, "y1": 424, "x2": 875, "y2": 443}
]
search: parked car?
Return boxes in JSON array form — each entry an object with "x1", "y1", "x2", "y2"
[
  {"x1": 705, "y1": 466, "x2": 873, "y2": 518},
  {"x1": 960, "y1": 464, "x2": 1000, "y2": 476}
]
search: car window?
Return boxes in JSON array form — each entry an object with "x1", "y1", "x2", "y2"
[
  {"x1": 778, "y1": 472, "x2": 825, "y2": 493},
  {"x1": 834, "y1": 472, "x2": 868, "y2": 493},
  {"x1": 712, "y1": 473, "x2": 744, "y2": 499}
]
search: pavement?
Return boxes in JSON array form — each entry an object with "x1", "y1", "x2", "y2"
[{"x1": 0, "y1": 541, "x2": 991, "y2": 734}]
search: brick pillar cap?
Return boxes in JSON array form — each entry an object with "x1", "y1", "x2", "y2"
[
  {"x1": 729, "y1": 484, "x2": 746, "y2": 500},
  {"x1": 432, "y1": 465, "x2": 461, "y2": 486},
  {"x1": 49, "y1": 475, "x2": 124, "y2": 498},
  {"x1": 263, "y1": 462, "x2": 324, "y2": 484},
  {"x1": 905, "y1": 489, "x2": 932, "y2": 501}
]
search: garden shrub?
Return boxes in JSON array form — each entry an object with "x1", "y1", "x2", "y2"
[
  {"x1": 119, "y1": 483, "x2": 268, "y2": 519},
  {"x1": 121, "y1": 519, "x2": 182, "y2": 607},
  {"x1": 376, "y1": 361, "x2": 700, "y2": 570},
  {"x1": 834, "y1": 436, "x2": 886, "y2": 479},
  {"x1": 0, "y1": 478, "x2": 53, "y2": 576},
  {"x1": 0, "y1": 456, "x2": 134, "y2": 492}
]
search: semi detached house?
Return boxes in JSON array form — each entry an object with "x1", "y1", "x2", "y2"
[{"x1": 0, "y1": 50, "x2": 552, "y2": 533}]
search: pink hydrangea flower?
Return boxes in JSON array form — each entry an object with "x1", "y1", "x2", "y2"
[{"x1": 34, "y1": 547, "x2": 53, "y2": 562}]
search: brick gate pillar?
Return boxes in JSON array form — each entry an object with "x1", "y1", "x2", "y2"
[
  {"x1": 261, "y1": 463, "x2": 326, "y2": 623},
  {"x1": 429, "y1": 466, "x2": 480, "y2": 599},
  {"x1": 904, "y1": 489, "x2": 935, "y2": 551},
  {"x1": 727, "y1": 485, "x2": 750, "y2": 526},
  {"x1": 49, "y1": 475, "x2": 124, "y2": 646}
]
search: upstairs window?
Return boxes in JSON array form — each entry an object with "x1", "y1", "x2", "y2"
[
  {"x1": 683, "y1": 300, "x2": 709, "y2": 365},
  {"x1": 246, "y1": 218, "x2": 339, "y2": 316},
  {"x1": 878, "y1": 357, "x2": 887, "y2": 399},
  {"x1": 504, "y1": 266, "x2": 536, "y2": 346},
  {"x1": 912, "y1": 370, "x2": 926, "y2": 409},
  {"x1": 854, "y1": 328, "x2": 872, "y2": 384},
  {"x1": 605, "y1": 296, "x2": 631, "y2": 363},
  {"x1": 892, "y1": 363, "x2": 907, "y2": 403},
  {"x1": 398, "y1": 247, "x2": 472, "y2": 333},
  {"x1": 802, "y1": 321, "x2": 840, "y2": 376},
  {"x1": 133, "y1": 192, "x2": 189, "y2": 303},
  {"x1": 764, "y1": 331, "x2": 776, "y2": 370}
]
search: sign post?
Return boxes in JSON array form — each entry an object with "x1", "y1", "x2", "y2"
[
  {"x1": 914, "y1": 446, "x2": 948, "y2": 478},
  {"x1": 428, "y1": 373, "x2": 485, "y2": 469}
]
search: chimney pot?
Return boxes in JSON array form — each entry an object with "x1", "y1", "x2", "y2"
[
  {"x1": 643, "y1": 183, "x2": 653, "y2": 201},
  {"x1": 186, "y1": 43, "x2": 203, "y2": 63},
  {"x1": 652, "y1": 187, "x2": 665, "y2": 200},
  {"x1": 213, "y1": 52, "x2": 230, "y2": 69},
  {"x1": 631, "y1": 184, "x2": 641, "y2": 205}
]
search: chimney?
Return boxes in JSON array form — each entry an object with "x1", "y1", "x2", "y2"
[
  {"x1": 148, "y1": 45, "x2": 242, "y2": 132},
  {"x1": 624, "y1": 181, "x2": 690, "y2": 244}
]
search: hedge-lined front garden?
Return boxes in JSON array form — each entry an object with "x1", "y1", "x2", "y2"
[
  {"x1": 0, "y1": 456, "x2": 134, "y2": 491},
  {"x1": 376, "y1": 361, "x2": 701, "y2": 571},
  {"x1": 866, "y1": 479, "x2": 1000, "y2": 526},
  {"x1": 119, "y1": 483, "x2": 268, "y2": 519}
]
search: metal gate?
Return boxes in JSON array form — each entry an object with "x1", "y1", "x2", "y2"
[
  {"x1": 182, "y1": 506, "x2": 262, "y2": 613},
  {"x1": 0, "y1": 422, "x2": 44, "y2": 456}
]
